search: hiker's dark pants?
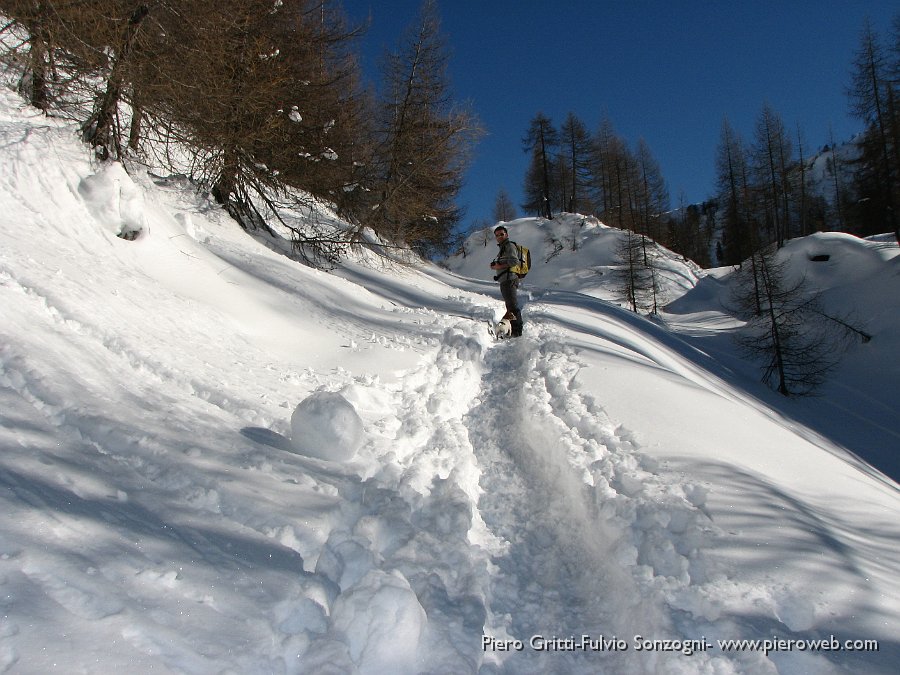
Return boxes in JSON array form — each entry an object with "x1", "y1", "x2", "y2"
[{"x1": 499, "y1": 276, "x2": 523, "y2": 336}]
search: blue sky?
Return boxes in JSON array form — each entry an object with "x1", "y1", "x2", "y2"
[{"x1": 345, "y1": 1, "x2": 898, "y2": 228}]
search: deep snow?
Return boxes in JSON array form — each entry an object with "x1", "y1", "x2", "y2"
[{"x1": 1, "y1": 87, "x2": 899, "y2": 674}]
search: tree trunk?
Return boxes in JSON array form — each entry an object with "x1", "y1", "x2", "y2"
[
  {"x1": 26, "y1": 13, "x2": 49, "y2": 111},
  {"x1": 83, "y1": 5, "x2": 150, "y2": 158},
  {"x1": 540, "y1": 122, "x2": 552, "y2": 219}
]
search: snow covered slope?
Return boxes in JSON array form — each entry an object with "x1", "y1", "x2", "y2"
[
  {"x1": 446, "y1": 214, "x2": 702, "y2": 304},
  {"x1": 2, "y1": 88, "x2": 899, "y2": 674}
]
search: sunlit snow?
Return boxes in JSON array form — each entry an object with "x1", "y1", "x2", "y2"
[{"x1": 1, "y1": 87, "x2": 898, "y2": 674}]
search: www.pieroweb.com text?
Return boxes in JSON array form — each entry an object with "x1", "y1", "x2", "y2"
[{"x1": 482, "y1": 633, "x2": 880, "y2": 657}]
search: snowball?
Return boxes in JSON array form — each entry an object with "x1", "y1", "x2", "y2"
[{"x1": 290, "y1": 392, "x2": 364, "y2": 461}]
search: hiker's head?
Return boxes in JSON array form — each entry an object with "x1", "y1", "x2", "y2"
[{"x1": 494, "y1": 226, "x2": 508, "y2": 241}]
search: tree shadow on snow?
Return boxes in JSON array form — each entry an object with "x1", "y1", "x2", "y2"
[
  {"x1": 0, "y1": 465, "x2": 315, "y2": 579},
  {"x1": 665, "y1": 456, "x2": 900, "y2": 674}
]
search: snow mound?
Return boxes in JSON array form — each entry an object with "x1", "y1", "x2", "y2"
[
  {"x1": 290, "y1": 391, "x2": 365, "y2": 461},
  {"x1": 330, "y1": 569, "x2": 426, "y2": 674},
  {"x1": 77, "y1": 162, "x2": 146, "y2": 239}
]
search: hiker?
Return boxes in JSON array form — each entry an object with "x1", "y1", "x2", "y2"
[{"x1": 490, "y1": 225, "x2": 524, "y2": 337}]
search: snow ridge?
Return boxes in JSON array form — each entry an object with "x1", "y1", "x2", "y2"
[{"x1": 302, "y1": 324, "x2": 495, "y2": 673}]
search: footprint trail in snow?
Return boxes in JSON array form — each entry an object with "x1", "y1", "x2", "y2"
[{"x1": 463, "y1": 322, "x2": 725, "y2": 674}]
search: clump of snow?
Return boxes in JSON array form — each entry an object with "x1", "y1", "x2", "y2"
[
  {"x1": 77, "y1": 162, "x2": 146, "y2": 239},
  {"x1": 330, "y1": 569, "x2": 426, "y2": 674},
  {"x1": 290, "y1": 391, "x2": 365, "y2": 461}
]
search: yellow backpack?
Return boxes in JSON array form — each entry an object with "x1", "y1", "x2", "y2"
[{"x1": 509, "y1": 242, "x2": 531, "y2": 277}]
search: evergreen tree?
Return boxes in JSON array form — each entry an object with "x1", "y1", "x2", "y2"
[
  {"x1": 633, "y1": 138, "x2": 669, "y2": 244},
  {"x1": 616, "y1": 230, "x2": 662, "y2": 314},
  {"x1": 522, "y1": 113, "x2": 557, "y2": 219},
  {"x1": 847, "y1": 19, "x2": 899, "y2": 242},
  {"x1": 751, "y1": 102, "x2": 794, "y2": 248},
  {"x1": 671, "y1": 197, "x2": 710, "y2": 267},
  {"x1": 590, "y1": 115, "x2": 618, "y2": 219},
  {"x1": 793, "y1": 125, "x2": 811, "y2": 236},
  {"x1": 715, "y1": 118, "x2": 753, "y2": 265},
  {"x1": 730, "y1": 245, "x2": 849, "y2": 396},
  {"x1": 559, "y1": 112, "x2": 593, "y2": 213},
  {"x1": 826, "y1": 126, "x2": 849, "y2": 231},
  {"x1": 492, "y1": 188, "x2": 517, "y2": 223},
  {"x1": 367, "y1": 0, "x2": 481, "y2": 255},
  {"x1": 590, "y1": 117, "x2": 635, "y2": 232}
]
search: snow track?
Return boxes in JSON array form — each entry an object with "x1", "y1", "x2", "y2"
[
  {"x1": 463, "y1": 325, "x2": 725, "y2": 674},
  {"x1": 288, "y1": 316, "x2": 723, "y2": 673},
  {"x1": 0, "y1": 277, "x2": 725, "y2": 673}
]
